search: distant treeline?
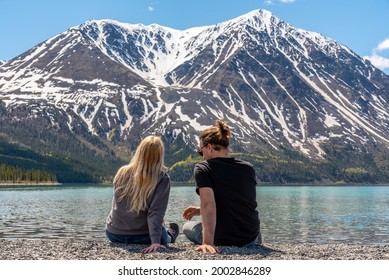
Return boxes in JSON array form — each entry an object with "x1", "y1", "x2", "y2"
[
  {"x1": 168, "y1": 143, "x2": 389, "y2": 185},
  {"x1": 0, "y1": 164, "x2": 57, "y2": 184}
]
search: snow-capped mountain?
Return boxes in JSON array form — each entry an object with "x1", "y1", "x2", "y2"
[{"x1": 1, "y1": 9, "x2": 389, "y2": 182}]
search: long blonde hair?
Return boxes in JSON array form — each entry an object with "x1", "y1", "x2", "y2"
[{"x1": 113, "y1": 136, "x2": 165, "y2": 213}]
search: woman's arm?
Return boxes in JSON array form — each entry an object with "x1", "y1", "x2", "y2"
[{"x1": 147, "y1": 174, "x2": 171, "y2": 246}]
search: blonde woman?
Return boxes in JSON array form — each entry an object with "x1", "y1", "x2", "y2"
[{"x1": 106, "y1": 136, "x2": 178, "y2": 253}]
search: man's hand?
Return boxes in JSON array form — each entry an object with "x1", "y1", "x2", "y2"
[
  {"x1": 182, "y1": 206, "x2": 201, "y2": 220},
  {"x1": 195, "y1": 244, "x2": 219, "y2": 254}
]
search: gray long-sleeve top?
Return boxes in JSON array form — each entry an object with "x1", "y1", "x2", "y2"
[{"x1": 106, "y1": 172, "x2": 171, "y2": 244}]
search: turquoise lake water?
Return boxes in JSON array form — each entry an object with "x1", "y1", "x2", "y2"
[{"x1": 1, "y1": 185, "x2": 389, "y2": 244}]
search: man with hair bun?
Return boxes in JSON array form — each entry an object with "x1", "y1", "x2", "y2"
[{"x1": 182, "y1": 120, "x2": 261, "y2": 254}]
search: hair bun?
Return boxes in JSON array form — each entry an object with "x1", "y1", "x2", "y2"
[
  {"x1": 216, "y1": 120, "x2": 231, "y2": 141},
  {"x1": 200, "y1": 120, "x2": 232, "y2": 148}
]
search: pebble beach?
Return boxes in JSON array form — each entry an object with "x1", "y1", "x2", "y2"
[{"x1": 1, "y1": 239, "x2": 388, "y2": 260}]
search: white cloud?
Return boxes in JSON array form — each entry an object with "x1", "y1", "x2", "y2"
[
  {"x1": 365, "y1": 38, "x2": 389, "y2": 74},
  {"x1": 264, "y1": 0, "x2": 295, "y2": 4},
  {"x1": 148, "y1": 1, "x2": 159, "y2": 12},
  {"x1": 377, "y1": 39, "x2": 389, "y2": 51},
  {"x1": 364, "y1": 54, "x2": 389, "y2": 69}
]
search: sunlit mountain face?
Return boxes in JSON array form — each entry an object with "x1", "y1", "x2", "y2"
[{"x1": 1, "y1": 10, "x2": 389, "y2": 183}]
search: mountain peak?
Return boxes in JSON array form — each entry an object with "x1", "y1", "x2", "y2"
[
  {"x1": 217, "y1": 9, "x2": 279, "y2": 30},
  {"x1": 2, "y1": 9, "x2": 389, "y2": 184},
  {"x1": 235, "y1": 9, "x2": 274, "y2": 22}
]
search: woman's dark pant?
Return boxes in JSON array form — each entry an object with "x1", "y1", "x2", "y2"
[{"x1": 106, "y1": 227, "x2": 171, "y2": 244}]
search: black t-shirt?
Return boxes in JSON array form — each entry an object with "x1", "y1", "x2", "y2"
[{"x1": 194, "y1": 157, "x2": 260, "y2": 246}]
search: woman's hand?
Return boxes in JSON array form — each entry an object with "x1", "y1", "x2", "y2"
[
  {"x1": 182, "y1": 206, "x2": 201, "y2": 220},
  {"x1": 141, "y1": 243, "x2": 166, "y2": 253}
]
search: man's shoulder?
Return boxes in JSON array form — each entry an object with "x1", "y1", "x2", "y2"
[
  {"x1": 234, "y1": 158, "x2": 254, "y2": 168},
  {"x1": 194, "y1": 161, "x2": 210, "y2": 172},
  {"x1": 195, "y1": 158, "x2": 254, "y2": 170}
]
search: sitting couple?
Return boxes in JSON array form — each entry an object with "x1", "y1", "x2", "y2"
[{"x1": 105, "y1": 120, "x2": 261, "y2": 254}]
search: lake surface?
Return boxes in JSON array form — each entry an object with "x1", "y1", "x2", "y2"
[{"x1": 1, "y1": 185, "x2": 389, "y2": 244}]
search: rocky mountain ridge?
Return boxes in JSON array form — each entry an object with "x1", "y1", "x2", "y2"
[{"x1": 1, "y1": 9, "x2": 389, "y2": 183}]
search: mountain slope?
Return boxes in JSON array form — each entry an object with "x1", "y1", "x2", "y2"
[{"x1": 1, "y1": 9, "x2": 389, "y2": 183}]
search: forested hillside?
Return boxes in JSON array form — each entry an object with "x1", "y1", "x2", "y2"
[
  {"x1": 0, "y1": 163, "x2": 56, "y2": 184},
  {"x1": 0, "y1": 137, "x2": 123, "y2": 183},
  {"x1": 168, "y1": 142, "x2": 389, "y2": 185}
]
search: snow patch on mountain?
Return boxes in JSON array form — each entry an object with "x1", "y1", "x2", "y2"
[{"x1": 1, "y1": 9, "x2": 389, "y2": 160}]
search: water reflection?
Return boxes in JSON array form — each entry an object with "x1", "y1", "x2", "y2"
[
  {"x1": 257, "y1": 186, "x2": 389, "y2": 244},
  {"x1": 0, "y1": 185, "x2": 388, "y2": 244}
]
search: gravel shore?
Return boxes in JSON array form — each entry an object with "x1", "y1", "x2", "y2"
[{"x1": 1, "y1": 239, "x2": 388, "y2": 260}]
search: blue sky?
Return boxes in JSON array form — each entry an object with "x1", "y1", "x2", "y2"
[{"x1": 1, "y1": 0, "x2": 388, "y2": 73}]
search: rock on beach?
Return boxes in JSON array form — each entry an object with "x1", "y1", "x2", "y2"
[{"x1": 1, "y1": 239, "x2": 388, "y2": 260}]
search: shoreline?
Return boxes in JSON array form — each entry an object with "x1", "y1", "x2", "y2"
[
  {"x1": 1, "y1": 239, "x2": 388, "y2": 260},
  {"x1": 2, "y1": 181, "x2": 389, "y2": 187},
  {"x1": 2, "y1": 183, "x2": 389, "y2": 187},
  {"x1": 0, "y1": 182, "x2": 61, "y2": 187}
]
